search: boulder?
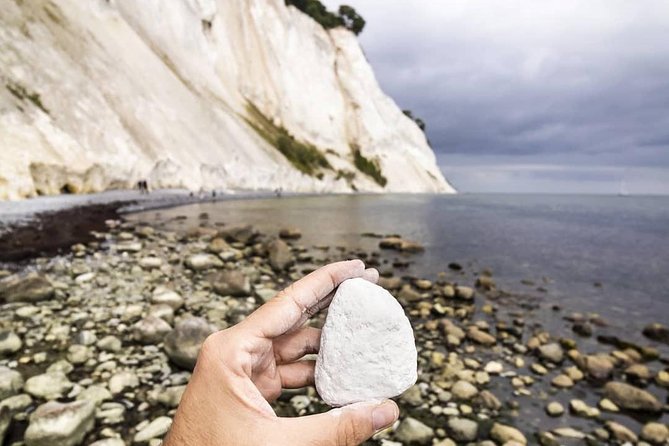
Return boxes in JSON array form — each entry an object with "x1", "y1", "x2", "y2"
[
  {"x1": 25, "y1": 372, "x2": 73, "y2": 400},
  {"x1": 603, "y1": 381, "x2": 662, "y2": 412},
  {"x1": 24, "y1": 400, "x2": 95, "y2": 446},
  {"x1": 0, "y1": 273, "x2": 54, "y2": 303}
]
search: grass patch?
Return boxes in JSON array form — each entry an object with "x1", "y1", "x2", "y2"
[
  {"x1": 352, "y1": 146, "x2": 387, "y2": 187},
  {"x1": 245, "y1": 102, "x2": 331, "y2": 177},
  {"x1": 6, "y1": 81, "x2": 49, "y2": 114}
]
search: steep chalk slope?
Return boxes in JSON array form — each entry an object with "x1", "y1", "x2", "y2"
[{"x1": 0, "y1": 0, "x2": 455, "y2": 200}]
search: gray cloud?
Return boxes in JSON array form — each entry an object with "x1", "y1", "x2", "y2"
[{"x1": 322, "y1": 0, "x2": 669, "y2": 192}]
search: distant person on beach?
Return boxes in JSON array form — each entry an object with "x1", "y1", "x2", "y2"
[
  {"x1": 163, "y1": 260, "x2": 398, "y2": 446},
  {"x1": 136, "y1": 180, "x2": 150, "y2": 194}
]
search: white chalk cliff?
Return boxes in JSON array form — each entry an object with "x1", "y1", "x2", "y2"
[{"x1": 0, "y1": 0, "x2": 455, "y2": 200}]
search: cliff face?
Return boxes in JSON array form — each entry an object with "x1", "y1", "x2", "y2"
[{"x1": 0, "y1": 0, "x2": 455, "y2": 200}]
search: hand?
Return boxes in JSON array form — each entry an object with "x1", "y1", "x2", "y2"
[{"x1": 163, "y1": 259, "x2": 400, "y2": 445}]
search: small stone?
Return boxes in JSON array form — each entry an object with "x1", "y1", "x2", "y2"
[
  {"x1": 25, "y1": 372, "x2": 73, "y2": 400},
  {"x1": 467, "y1": 327, "x2": 496, "y2": 346},
  {"x1": 400, "y1": 384, "x2": 423, "y2": 406},
  {"x1": 569, "y1": 399, "x2": 599, "y2": 418},
  {"x1": 551, "y1": 374, "x2": 573, "y2": 388},
  {"x1": 484, "y1": 361, "x2": 503, "y2": 374},
  {"x1": 545, "y1": 401, "x2": 564, "y2": 417},
  {"x1": 185, "y1": 254, "x2": 223, "y2": 271},
  {"x1": 151, "y1": 289, "x2": 184, "y2": 310},
  {"x1": 603, "y1": 381, "x2": 662, "y2": 412},
  {"x1": 625, "y1": 363, "x2": 652, "y2": 381},
  {"x1": 642, "y1": 323, "x2": 669, "y2": 344},
  {"x1": 76, "y1": 385, "x2": 112, "y2": 406},
  {"x1": 552, "y1": 427, "x2": 586, "y2": 439},
  {"x1": 451, "y1": 380, "x2": 478, "y2": 400},
  {"x1": 133, "y1": 416, "x2": 172, "y2": 443},
  {"x1": 477, "y1": 390, "x2": 501, "y2": 411},
  {"x1": 133, "y1": 316, "x2": 172, "y2": 344},
  {"x1": 640, "y1": 422, "x2": 669, "y2": 444},
  {"x1": 455, "y1": 286, "x2": 474, "y2": 300},
  {"x1": 66, "y1": 345, "x2": 91, "y2": 365},
  {"x1": 24, "y1": 400, "x2": 95, "y2": 446},
  {"x1": 164, "y1": 317, "x2": 217, "y2": 370},
  {"x1": 0, "y1": 331, "x2": 22, "y2": 356},
  {"x1": 579, "y1": 354, "x2": 614, "y2": 380},
  {"x1": 0, "y1": 366, "x2": 23, "y2": 400},
  {"x1": 152, "y1": 385, "x2": 186, "y2": 408},
  {"x1": 139, "y1": 257, "x2": 163, "y2": 269},
  {"x1": 447, "y1": 417, "x2": 478, "y2": 442},
  {"x1": 315, "y1": 279, "x2": 416, "y2": 406},
  {"x1": 490, "y1": 422, "x2": 527, "y2": 445},
  {"x1": 394, "y1": 417, "x2": 434, "y2": 445},
  {"x1": 279, "y1": 227, "x2": 302, "y2": 240},
  {"x1": 97, "y1": 336, "x2": 122, "y2": 352},
  {"x1": 211, "y1": 270, "x2": 251, "y2": 297},
  {"x1": 605, "y1": 421, "x2": 638, "y2": 443},
  {"x1": 109, "y1": 371, "x2": 139, "y2": 395},
  {"x1": 538, "y1": 343, "x2": 563, "y2": 363},
  {"x1": 267, "y1": 239, "x2": 294, "y2": 271},
  {"x1": 598, "y1": 398, "x2": 619, "y2": 412}
]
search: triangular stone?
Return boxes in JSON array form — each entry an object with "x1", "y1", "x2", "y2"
[{"x1": 315, "y1": 278, "x2": 417, "y2": 406}]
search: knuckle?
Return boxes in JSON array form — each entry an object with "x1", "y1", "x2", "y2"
[{"x1": 336, "y1": 416, "x2": 364, "y2": 446}]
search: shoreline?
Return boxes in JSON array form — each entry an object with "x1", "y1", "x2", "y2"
[
  {"x1": 0, "y1": 189, "x2": 282, "y2": 263},
  {"x1": 0, "y1": 194, "x2": 667, "y2": 445}
]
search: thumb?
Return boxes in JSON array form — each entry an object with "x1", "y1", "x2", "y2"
[{"x1": 282, "y1": 400, "x2": 399, "y2": 446}]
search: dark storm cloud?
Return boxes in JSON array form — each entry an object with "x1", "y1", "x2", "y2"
[{"x1": 322, "y1": 1, "x2": 669, "y2": 192}]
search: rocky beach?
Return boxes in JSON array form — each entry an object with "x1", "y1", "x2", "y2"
[{"x1": 0, "y1": 197, "x2": 668, "y2": 446}]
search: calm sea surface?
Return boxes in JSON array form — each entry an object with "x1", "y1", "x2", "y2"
[{"x1": 130, "y1": 193, "x2": 669, "y2": 333}]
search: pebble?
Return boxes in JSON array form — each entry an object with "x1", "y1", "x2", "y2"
[
  {"x1": 133, "y1": 416, "x2": 172, "y2": 443},
  {"x1": 550, "y1": 374, "x2": 573, "y2": 388},
  {"x1": 640, "y1": 422, "x2": 669, "y2": 444},
  {"x1": 447, "y1": 417, "x2": 478, "y2": 442},
  {"x1": 490, "y1": 422, "x2": 527, "y2": 445},
  {"x1": 451, "y1": 380, "x2": 478, "y2": 400},
  {"x1": 537, "y1": 343, "x2": 563, "y2": 363},
  {"x1": 0, "y1": 366, "x2": 24, "y2": 400},
  {"x1": 545, "y1": 401, "x2": 564, "y2": 417},
  {"x1": 394, "y1": 417, "x2": 434, "y2": 445},
  {"x1": 0, "y1": 331, "x2": 22, "y2": 356}
]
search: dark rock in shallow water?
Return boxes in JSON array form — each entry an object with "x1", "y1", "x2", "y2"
[
  {"x1": 219, "y1": 224, "x2": 258, "y2": 245},
  {"x1": 278, "y1": 227, "x2": 302, "y2": 240},
  {"x1": 164, "y1": 318, "x2": 217, "y2": 370},
  {"x1": 572, "y1": 321, "x2": 593, "y2": 337},
  {"x1": 0, "y1": 273, "x2": 54, "y2": 303},
  {"x1": 642, "y1": 323, "x2": 669, "y2": 344}
]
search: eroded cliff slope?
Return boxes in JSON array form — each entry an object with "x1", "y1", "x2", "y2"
[{"x1": 0, "y1": 0, "x2": 455, "y2": 199}]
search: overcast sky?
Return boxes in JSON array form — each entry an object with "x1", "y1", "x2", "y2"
[{"x1": 322, "y1": 0, "x2": 669, "y2": 194}]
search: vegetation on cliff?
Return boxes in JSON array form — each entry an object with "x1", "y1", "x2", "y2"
[{"x1": 285, "y1": 0, "x2": 365, "y2": 35}]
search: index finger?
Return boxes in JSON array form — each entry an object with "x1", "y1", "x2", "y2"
[{"x1": 243, "y1": 259, "x2": 366, "y2": 338}]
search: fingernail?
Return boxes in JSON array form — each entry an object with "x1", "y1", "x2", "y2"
[{"x1": 372, "y1": 400, "x2": 398, "y2": 430}]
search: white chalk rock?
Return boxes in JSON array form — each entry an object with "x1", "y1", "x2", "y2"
[{"x1": 315, "y1": 278, "x2": 417, "y2": 406}]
